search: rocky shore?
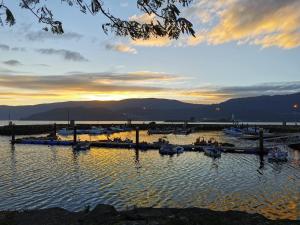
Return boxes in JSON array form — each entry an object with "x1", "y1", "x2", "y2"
[{"x1": 0, "y1": 205, "x2": 299, "y2": 225}]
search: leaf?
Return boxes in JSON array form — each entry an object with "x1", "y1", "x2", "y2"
[{"x1": 5, "y1": 8, "x2": 15, "y2": 26}]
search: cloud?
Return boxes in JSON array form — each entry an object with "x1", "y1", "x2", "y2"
[
  {"x1": 36, "y1": 48, "x2": 88, "y2": 62},
  {"x1": 184, "y1": 0, "x2": 300, "y2": 49},
  {"x1": 0, "y1": 44, "x2": 10, "y2": 51},
  {"x1": 105, "y1": 43, "x2": 137, "y2": 54},
  {"x1": 3, "y1": 60, "x2": 22, "y2": 66},
  {"x1": 0, "y1": 71, "x2": 299, "y2": 104},
  {"x1": 131, "y1": 36, "x2": 173, "y2": 47},
  {"x1": 0, "y1": 44, "x2": 26, "y2": 52},
  {"x1": 26, "y1": 31, "x2": 83, "y2": 42},
  {"x1": 129, "y1": 13, "x2": 156, "y2": 24},
  {"x1": 180, "y1": 81, "x2": 300, "y2": 103},
  {"x1": 0, "y1": 71, "x2": 180, "y2": 93},
  {"x1": 11, "y1": 47, "x2": 26, "y2": 52},
  {"x1": 0, "y1": 71, "x2": 185, "y2": 104}
]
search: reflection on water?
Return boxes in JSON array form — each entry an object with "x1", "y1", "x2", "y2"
[{"x1": 0, "y1": 131, "x2": 299, "y2": 220}]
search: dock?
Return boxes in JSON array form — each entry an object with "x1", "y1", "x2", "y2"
[{"x1": 13, "y1": 138, "x2": 268, "y2": 155}]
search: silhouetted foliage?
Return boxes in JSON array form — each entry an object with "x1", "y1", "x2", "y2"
[{"x1": 0, "y1": 0, "x2": 195, "y2": 39}]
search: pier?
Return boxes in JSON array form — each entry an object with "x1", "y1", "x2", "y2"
[{"x1": 12, "y1": 137, "x2": 271, "y2": 155}]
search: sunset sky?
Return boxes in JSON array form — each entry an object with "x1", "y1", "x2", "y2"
[{"x1": 0, "y1": 0, "x2": 299, "y2": 105}]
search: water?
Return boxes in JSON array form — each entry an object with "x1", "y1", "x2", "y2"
[{"x1": 0, "y1": 131, "x2": 299, "y2": 220}]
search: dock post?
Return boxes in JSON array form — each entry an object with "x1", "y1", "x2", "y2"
[
  {"x1": 73, "y1": 125, "x2": 77, "y2": 144},
  {"x1": 259, "y1": 128, "x2": 264, "y2": 154},
  {"x1": 53, "y1": 123, "x2": 57, "y2": 137},
  {"x1": 135, "y1": 127, "x2": 139, "y2": 149},
  {"x1": 10, "y1": 123, "x2": 15, "y2": 145}
]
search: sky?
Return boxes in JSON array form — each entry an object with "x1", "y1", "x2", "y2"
[{"x1": 0, "y1": 0, "x2": 299, "y2": 105}]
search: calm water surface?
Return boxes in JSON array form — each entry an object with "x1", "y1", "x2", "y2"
[{"x1": 0, "y1": 131, "x2": 299, "y2": 220}]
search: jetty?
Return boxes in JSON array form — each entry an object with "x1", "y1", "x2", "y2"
[{"x1": 13, "y1": 138, "x2": 269, "y2": 154}]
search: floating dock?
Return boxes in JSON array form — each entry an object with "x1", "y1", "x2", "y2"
[{"x1": 13, "y1": 138, "x2": 268, "y2": 155}]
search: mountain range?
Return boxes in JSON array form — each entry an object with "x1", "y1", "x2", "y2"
[{"x1": 1, "y1": 93, "x2": 300, "y2": 122}]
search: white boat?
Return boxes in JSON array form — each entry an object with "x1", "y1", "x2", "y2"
[
  {"x1": 73, "y1": 142, "x2": 90, "y2": 151},
  {"x1": 110, "y1": 126, "x2": 124, "y2": 132},
  {"x1": 203, "y1": 146, "x2": 222, "y2": 158},
  {"x1": 173, "y1": 146, "x2": 184, "y2": 154},
  {"x1": 268, "y1": 146, "x2": 288, "y2": 162},
  {"x1": 88, "y1": 126, "x2": 106, "y2": 135},
  {"x1": 58, "y1": 128, "x2": 73, "y2": 136},
  {"x1": 223, "y1": 127, "x2": 243, "y2": 136}
]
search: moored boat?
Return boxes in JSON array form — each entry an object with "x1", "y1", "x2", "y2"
[
  {"x1": 267, "y1": 146, "x2": 288, "y2": 162},
  {"x1": 203, "y1": 146, "x2": 222, "y2": 158},
  {"x1": 223, "y1": 127, "x2": 243, "y2": 136},
  {"x1": 159, "y1": 144, "x2": 184, "y2": 155},
  {"x1": 73, "y1": 142, "x2": 90, "y2": 151},
  {"x1": 173, "y1": 146, "x2": 184, "y2": 154},
  {"x1": 58, "y1": 128, "x2": 73, "y2": 136}
]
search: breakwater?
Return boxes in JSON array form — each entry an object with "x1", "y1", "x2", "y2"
[{"x1": 1, "y1": 123, "x2": 300, "y2": 136}]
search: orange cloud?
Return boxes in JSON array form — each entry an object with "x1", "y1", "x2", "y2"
[
  {"x1": 131, "y1": 36, "x2": 173, "y2": 47},
  {"x1": 185, "y1": 0, "x2": 300, "y2": 49}
]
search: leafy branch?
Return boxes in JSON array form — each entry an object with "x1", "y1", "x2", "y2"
[{"x1": 0, "y1": 0, "x2": 195, "y2": 40}]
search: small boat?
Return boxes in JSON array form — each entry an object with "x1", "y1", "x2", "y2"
[
  {"x1": 203, "y1": 146, "x2": 222, "y2": 158},
  {"x1": 159, "y1": 144, "x2": 176, "y2": 155},
  {"x1": 58, "y1": 128, "x2": 74, "y2": 136},
  {"x1": 148, "y1": 129, "x2": 173, "y2": 135},
  {"x1": 268, "y1": 146, "x2": 288, "y2": 162},
  {"x1": 173, "y1": 129, "x2": 191, "y2": 135},
  {"x1": 88, "y1": 126, "x2": 106, "y2": 135},
  {"x1": 223, "y1": 127, "x2": 243, "y2": 136},
  {"x1": 73, "y1": 142, "x2": 90, "y2": 151},
  {"x1": 173, "y1": 146, "x2": 184, "y2": 154}
]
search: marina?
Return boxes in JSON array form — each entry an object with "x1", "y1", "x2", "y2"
[{"x1": 0, "y1": 127, "x2": 299, "y2": 220}]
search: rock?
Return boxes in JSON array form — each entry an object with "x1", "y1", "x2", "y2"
[
  {"x1": 83, "y1": 204, "x2": 118, "y2": 224},
  {"x1": 0, "y1": 206, "x2": 299, "y2": 225}
]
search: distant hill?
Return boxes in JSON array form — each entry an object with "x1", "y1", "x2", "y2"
[{"x1": 1, "y1": 94, "x2": 300, "y2": 122}]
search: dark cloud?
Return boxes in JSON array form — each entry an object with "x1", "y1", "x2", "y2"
[
  {"x1": 0, "y1": 44, "x2": 26, "y2": 52},
  {"x1": 26, "y1": 31, "x2": 83, "y2": 42},
  {"x1": 35, "y1": 64, "x2": 50, "y2": 67},
  {"x1": 3, "y1": 60, "x2": 22, "y2": 66},
  {"x1": 0, "y1": 72, "x2": 174, "y2": 93},
  {"x1": 11, "y1": 47, "x2": 26, "y2": 52},
  {"x1": 218, "y1": 82, "x2": 300, "y2": 98},
  {"x1": 36, "y1": 48, "x2": 88, "y2": 62},
  {"x1": 0, "y1": 44, "x2": 10, "y2": 51}
]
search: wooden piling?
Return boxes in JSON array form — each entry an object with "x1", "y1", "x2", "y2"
[
  {"x1": 135, "y1": 127, "x2": 139, "y2": 149},
  {"x1": 73, "y1": 125, "x2": 77, "y2": 144},
  {"x1": 53, "y1": 123, "x2": 57, "y2": 137},
  {"x1": 10, "y1": 123, "x2": 15, "y2": 145},
  {"x1": 259, "y1": 128, "x2": 264, "y2": 153}
]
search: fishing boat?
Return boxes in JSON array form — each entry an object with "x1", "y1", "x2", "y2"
[
  {"x1": 159, "y1": 144, "x2": 176, "y2": 155},
  {"x1": 73, "y1": 142, "x2": 90, "y2": 151},
  {"x1": 267, "y1": 146, "x2": 288, "y2": 162},
  {"x1": 203, "y1": 146, "x2": 222, "y2": 158}
]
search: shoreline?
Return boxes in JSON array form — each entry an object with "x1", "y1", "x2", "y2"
[
  {"x1": 1, "y1": 123, "x2": 300, "y2": 136},
  {"x1": 0, "y1": 204, "x2": 299, "y2": 225}
]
